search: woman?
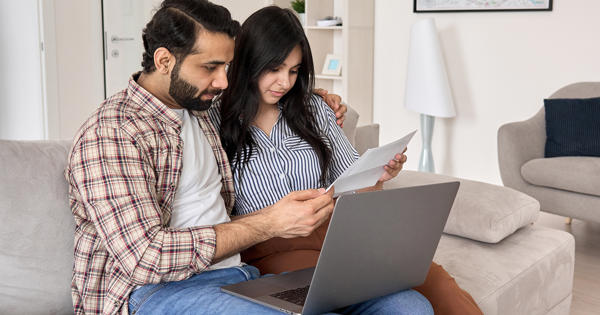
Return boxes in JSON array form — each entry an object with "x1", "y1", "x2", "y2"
[{"x1": 213, "y1": 6, "x2": 482, "y2": 315}]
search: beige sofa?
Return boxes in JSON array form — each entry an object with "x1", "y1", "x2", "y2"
[
  {"x1": 0, "y1": 108, "x2": 574, "y2": 314},
  {"x1": 498, "y1": 82, "x2": 600, "y2": 223}
]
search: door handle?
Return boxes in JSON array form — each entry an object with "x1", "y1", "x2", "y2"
[{"x1": 111, "y1": 36, "x2": 135, "y2": 42}]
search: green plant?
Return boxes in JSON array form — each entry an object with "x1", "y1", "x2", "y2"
[{"x1": 290, "y1": 0, "x2": 305, "y2": 14}]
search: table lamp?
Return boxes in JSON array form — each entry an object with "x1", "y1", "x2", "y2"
[{"x1": 404, "y1": 18, "x2": 456, "y2": 173}]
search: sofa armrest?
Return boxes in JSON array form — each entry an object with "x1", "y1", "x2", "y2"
[
  {"x1": 354, "y1": 124, "x2": 380, "y2": 155},
  {"x1": 497, "y1": 108, "x2": 546, "y2": 191},
  {"x1": 340, "y1": 105, "x2": 379, "y2": 155}
]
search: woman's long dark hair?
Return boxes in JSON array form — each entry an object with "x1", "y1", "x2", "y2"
[{"x1": 220, "y1": 6, "x2": 332, "y2": 185}]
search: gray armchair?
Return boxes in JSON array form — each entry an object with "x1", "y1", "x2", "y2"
[{"x1": 498, "y1": 82, "x2": 600, "y2": 224}]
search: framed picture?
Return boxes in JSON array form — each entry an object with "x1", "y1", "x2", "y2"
[
  {"x1": 414, "y1": 0, "x2": 553, "y2": 13},
  {"x1": 321, "y1": 54, "x2": 342, "y2": 76}
]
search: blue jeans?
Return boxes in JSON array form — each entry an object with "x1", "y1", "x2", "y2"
[{"x1": 128, "y1": 265, "x2": 433, "y2": 315}]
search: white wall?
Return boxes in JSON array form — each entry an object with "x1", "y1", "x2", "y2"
[
  {"x1": 373, "y1": 0, "x2": 600, "y2": 184},
  {"x1": 212, "y1": 0, "x2": 272, "y2": 23},
  {"x1": 0, "y1": 1, "x2": 46, "y2": 140}
]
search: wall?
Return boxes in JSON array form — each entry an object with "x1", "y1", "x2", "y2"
[
  {"x1": 373, "y1": 0, "x2": 600, "y2": 184},
  {"x1": 0, "y1": 1, "x2": 46, "y2": 140},
  {"x1": 212, "y1": 0, "x2": 272, "y2": 22}
]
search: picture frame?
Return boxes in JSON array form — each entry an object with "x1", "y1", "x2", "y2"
[
  {"x1": 321, "y1": 54, "x2": 342, "y2": 76},
  {"x1": 414, "y1": 0, "x2": 553, "y2": 13}
]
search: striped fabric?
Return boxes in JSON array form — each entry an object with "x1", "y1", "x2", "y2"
[
  {"x1": 210, "y1": 95, "x2": 358, "y2": 215},
  {"x1": 65, "y1": 73, "x2": 235, "y2": 315}
]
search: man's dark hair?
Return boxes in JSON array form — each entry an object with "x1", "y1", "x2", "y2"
[{"x1": 141, "y1": 0, "x2": 240, "y2": 73}]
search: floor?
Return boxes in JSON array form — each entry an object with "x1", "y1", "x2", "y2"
[{"x1": 534, "y1": 212, "x2": 600, "y2": 315}]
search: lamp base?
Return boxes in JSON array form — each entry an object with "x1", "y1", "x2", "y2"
[{"x1": 419, "y1": 114, "x2": 435, "y2": 173}]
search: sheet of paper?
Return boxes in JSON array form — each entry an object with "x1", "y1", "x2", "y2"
[{"x1": 327, "y1": 130, "x2": 417, "y2": 197}]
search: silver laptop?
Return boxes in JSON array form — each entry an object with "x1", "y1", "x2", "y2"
[{"x1": 222, "y1": 182, "x2": 459, "y2": 315}]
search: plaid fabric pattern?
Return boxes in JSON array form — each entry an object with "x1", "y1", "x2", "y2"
[{"x1": 65, "y1": 74, "x2": 235, "y2": 315}]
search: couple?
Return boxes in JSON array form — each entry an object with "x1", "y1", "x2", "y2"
[{"x1": 66, "y1": 1, "x2": 481, "y2": 314}]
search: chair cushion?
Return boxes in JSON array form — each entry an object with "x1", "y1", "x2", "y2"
[
  {"x1": 521, "y1": 157, "x2": 600, "y2": 197},
  {"x1": 0, "y1": 140, "x2": 74, "y2": 314},
  {"x1": 544, "y1": 97, "x2": 600, "y2": 158},
  {"x1": 387, "y1": 171, "x2": 540, "y2": 243}
]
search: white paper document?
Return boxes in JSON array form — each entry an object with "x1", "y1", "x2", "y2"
[{"x1": 327, "y1": 130, "x2": 417, "y2": 197}]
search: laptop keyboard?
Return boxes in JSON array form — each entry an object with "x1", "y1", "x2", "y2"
[{"x1": 270, "y1": 285, "x2": 310, "y2": 306}]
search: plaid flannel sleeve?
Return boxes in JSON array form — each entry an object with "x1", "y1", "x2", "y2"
[{"x1": 69, "y1": 125, "x2": 216, "y2": 285}]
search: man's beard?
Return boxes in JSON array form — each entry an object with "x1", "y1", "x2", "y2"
[{"x1": 168, "y1": 61, "x2": 221, "y2": 111}]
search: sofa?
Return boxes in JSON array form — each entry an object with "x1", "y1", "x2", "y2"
[
  {"x1": 0, "y1": 107, "x2": 574, "y2": 314},
  {"x1": 498, "y1": 82, "x2": 600, "y2": 224}
]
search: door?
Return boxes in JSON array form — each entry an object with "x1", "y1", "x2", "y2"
[{"x1": 102, "y1": 0, "x2": 162, "y2": 97}]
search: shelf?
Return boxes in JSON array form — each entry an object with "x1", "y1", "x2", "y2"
[
  {"x1": 300, "y1": 0, "x2": 373, "y2": 124},
  {"x1": 315, "y1": 74, "x2": 343, "y2": 80},
  {"x1": 305, "y1": 26, "x2": 343, "y2": 30}
]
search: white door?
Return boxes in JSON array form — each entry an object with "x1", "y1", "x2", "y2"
[{"x1": 102, "y1": 0, "x2": 162, "y2": 97}]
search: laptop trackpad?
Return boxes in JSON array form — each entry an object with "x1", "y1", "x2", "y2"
[
  {"x1": 222, "y1": 267, "x2": 313, "y2": 297},
  {"x1": 221, "y1": 267, "x2": 314, "y2": 314}
]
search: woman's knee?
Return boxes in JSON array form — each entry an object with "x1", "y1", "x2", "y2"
[
  {"x1": 380, "y1": 289, "x2": 433, "y2": 315},
  {"x1": 400, "y1": 290, "x2": 434, "y2": 315}
]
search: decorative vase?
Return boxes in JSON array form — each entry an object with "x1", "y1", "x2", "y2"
[{"x1": 298, "y1": 13, "x2": 306, "y2": 26}]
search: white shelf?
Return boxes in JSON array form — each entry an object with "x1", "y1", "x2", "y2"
[
  {"x1": 315, "y1": 74, "x2": 343, "y2": 80},
  {"x1": 301, "y1": 0, "x2": 374, "y2": 124},
  {"x1": 305, "y1": 26, "x2": 343, "y2": 30}
]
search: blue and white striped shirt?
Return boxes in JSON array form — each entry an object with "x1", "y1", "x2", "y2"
[{"x1": 210, "y1": 95, "x2": 359, "y2": 215}]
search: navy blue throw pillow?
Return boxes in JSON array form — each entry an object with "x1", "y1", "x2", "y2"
[{"x1": 544, "y1": 97, "x2": 600, "y2": 158}]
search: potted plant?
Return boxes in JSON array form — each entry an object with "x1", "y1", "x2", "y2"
[{"x1": 290, "y1": 0, "x2": 305, "y2": 26}]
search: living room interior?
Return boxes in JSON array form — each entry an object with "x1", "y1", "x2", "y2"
[{"x1": 0, "y1": 0, "x2": 598, "y2": 314}]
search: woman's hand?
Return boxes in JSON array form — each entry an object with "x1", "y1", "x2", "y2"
[
  {"x1": 378, "y1": 148, "x2": 408, "y2": 183},
  {"x1": 314, "y1": 88, "x2": 346, "y2": 127}
]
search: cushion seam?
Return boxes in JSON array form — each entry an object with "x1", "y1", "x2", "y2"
[{"x1": 490, "y1": 199, "x2": 539, "y2": 229}]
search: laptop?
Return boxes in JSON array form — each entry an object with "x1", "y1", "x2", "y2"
[{"x1": 222, "y1": 182, "x2": 460, "y2": 315}]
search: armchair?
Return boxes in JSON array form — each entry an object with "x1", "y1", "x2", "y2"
[{"x1": 498, "y1": 82, "x2": 600, "y2": 223}]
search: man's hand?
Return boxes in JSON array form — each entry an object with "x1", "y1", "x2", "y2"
[
  {"x1": 212, "y1": 189, "x2": 334, "y2": 262},
  {"x1": 263, "y1": 188, "x2": 334, "y2": 238},
  {"x1": 378, "y1": 148, "x2": 408, "y2": 183},
  {"x1": 314, "y1": 88, "x2": 347, "y2": 127}
]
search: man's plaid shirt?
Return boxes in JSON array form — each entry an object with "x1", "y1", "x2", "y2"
[{"x1": 65, "y1": 74, "x2": 235, "y2": 314}]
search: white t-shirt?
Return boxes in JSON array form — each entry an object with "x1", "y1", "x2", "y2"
[{"x1": 170, "y1": 108, "x2": 241, "y2": 270}]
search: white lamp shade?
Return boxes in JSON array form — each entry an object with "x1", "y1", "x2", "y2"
[{"x1": 404, "y1": 18, "x2": 456, "y2": 118}]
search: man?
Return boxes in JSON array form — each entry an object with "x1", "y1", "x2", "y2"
[{"x1": 65, "y1": 1, "x2": 430, "y2": 314}]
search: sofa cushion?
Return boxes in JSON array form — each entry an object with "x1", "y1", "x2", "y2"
[
  {"x1": 341, "y1": 104, "x2": 359, "y2": 147},
  {"x1": 521, "y1": 157, "x2": 600, "y2": 197},
  {"x1": 386, "y1": 171, "x2": 540, "y2": 243},
  {"x1": 353, "y1": 124, "x2": 379, "y2": 155},
  {"x1": 0, "y1": 140, "x2": 74, "y2": 314},
  {"x1": 544, "y1": 97, "x2": 600, "y2": 158},
  {"x1": 434, "y1": 225, "x2": 574, "y2": 315}
]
